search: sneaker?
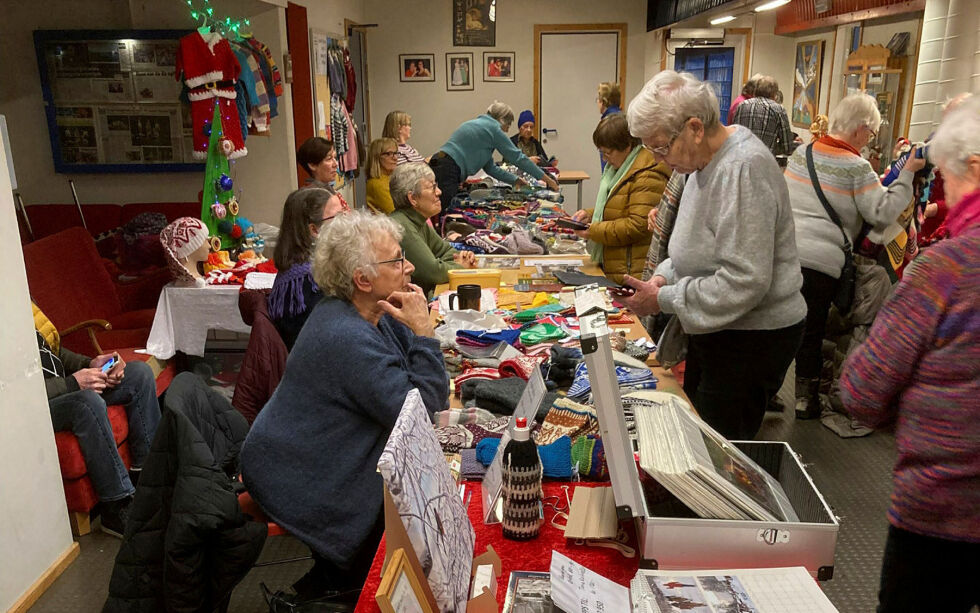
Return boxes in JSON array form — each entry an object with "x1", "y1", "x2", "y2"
[{"x1": 100, "y1": 496, "x2": 132, "y2": 538}]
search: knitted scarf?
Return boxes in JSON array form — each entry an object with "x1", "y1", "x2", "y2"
[
  {"x1": 946, "y1": 188, "x2": 980, "y2": 238},
  {"x1": 589, "y1": 146, "x2": 643, "y2": 264},
  {"x1": 267, "y1": 261, "x2": 319, "y2": 320}
]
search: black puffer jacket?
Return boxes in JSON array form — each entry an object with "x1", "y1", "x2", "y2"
[{"x1": 104, "y1": 373, "x2": 267, "y2": 612}]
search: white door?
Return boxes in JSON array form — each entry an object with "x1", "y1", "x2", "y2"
[{"x1": 540, "y1": 31, "x2": 620, "y2": 212}]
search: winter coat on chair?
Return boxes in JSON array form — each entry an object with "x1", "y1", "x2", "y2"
[
  {"x1": 103, "y1": 372, "x2": 267, "y2": 613},
  {"x1": 232, "y1": 289, "x2": 287, "y2": 424}
]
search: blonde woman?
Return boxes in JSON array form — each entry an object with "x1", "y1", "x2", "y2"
[
  {"x1": 365, "y1": 137, "x2": 399, "y2": 214},
  {"x1": 382, "y1": 110, "x2": 426, "y2": 165}
]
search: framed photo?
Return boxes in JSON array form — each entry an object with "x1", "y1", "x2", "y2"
[
  {"x1": 483, "y1": 51, "x2": 514, "y2": 82},
  {"x1": 376, "y1": 548, "x2": 434, "y2": 613},
  {"x1": 453, "y1": 0, "x2": 496, "y2": 47},
  {"x1": 792, "y1": 39, "x2": 824, "y2": 128},
  {"x1": 446, "y1": 52, "x2": 474, "y2": 91},
  {"x1": 400, "y1": 54, "x2": 435, "y2": 82}
]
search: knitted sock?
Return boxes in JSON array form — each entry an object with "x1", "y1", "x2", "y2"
[
  {"x1": 537, "y1": 436, "x2": 572, "y2": 478},
  {"x1": 536, "y1": 397, "x2": 596, "y2": 446},
  {"x1": 570, "y1": 434, "x2": 608, "y2": 480},
  {"x1": 475, "y1": 437, "x2": 500, "y2": 466}
]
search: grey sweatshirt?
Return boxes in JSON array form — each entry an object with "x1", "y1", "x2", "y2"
[{"x1": 655, "y1": 126, "x2": 806, "y2": 335}]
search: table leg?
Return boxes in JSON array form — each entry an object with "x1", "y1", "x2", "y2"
[{"x1": 577, "y1": 180, "x2": 584, "y2": 211}]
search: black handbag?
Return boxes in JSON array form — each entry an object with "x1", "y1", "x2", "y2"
[{"x1": 804, "y1": 144, "x2": 868, "y2": 314}]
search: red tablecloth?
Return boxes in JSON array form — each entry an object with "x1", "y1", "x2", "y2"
[{"x1": 354, "y1": 481, "x2": 640, "y2": 611}]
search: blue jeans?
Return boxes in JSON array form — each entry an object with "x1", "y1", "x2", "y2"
[{"x1": 48, "y1": 361, "x2": 161, "y2": 502}]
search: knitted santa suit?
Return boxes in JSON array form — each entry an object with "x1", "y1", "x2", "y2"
[{"x1": 176, "y1": 31, "x2": 247, "y2": 159}]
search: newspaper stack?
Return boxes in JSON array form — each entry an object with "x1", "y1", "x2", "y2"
[{"x1": 634, "y1": 396, "x2": 798, "y2": 522}]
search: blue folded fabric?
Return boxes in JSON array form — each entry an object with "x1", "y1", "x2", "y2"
[
  {"x1": 475, "y1": 438, "x2": 499, "y2": 466},
  {"x1": 475, "y1": 435, "x2": 572, "y2": 478},
  {"x1": 567, "y1": 362, "x2": 656, "y2": 399},
  {"x1": 457, "y1": 328, "x2": 522, "y2": 347}
]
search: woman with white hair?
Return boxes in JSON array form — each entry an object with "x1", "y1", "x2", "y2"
[
  {"x1": 783, "y1": 92, "x2": 925, "y2": 419},
  {"x1": 428, "y1": 101, "x2": 560, "y2": 210},
  {"x1": 839, "y1": 94, "x2": 980, "y2": 613},
  {"x1": 389, "y1": 162, "x2": 477, "y2": 296},
  {"x1": 619, "y1": 70, "x2": 807, "y2": 441},
  {"x1": 242, "y1": 210, "x2": 449, "y2": 604}
]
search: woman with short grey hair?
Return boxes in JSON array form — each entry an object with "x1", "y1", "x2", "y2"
[
  {"x1": 620, "y1": 70, "x2": 807, "y2": 441},
  {"x1": 389, "y1": 163, "x2": 477, "y2": 296},
  {"x1": 242, "y1": 209, "x2": 447, "y2": 604},
  {"x1": 783, "y1": 92, "x2": 924, "y2": 419},
  {"x1": 428, "y1": 101, "x2": 559, "y2": 210}
]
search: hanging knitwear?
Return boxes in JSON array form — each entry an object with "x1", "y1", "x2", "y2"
[
  {"x1": 267, "y1": 261, "x2": 318, "y2": 320},
  {"x1": 501, "y1": 417, "x2": 542, "y2": 540}
]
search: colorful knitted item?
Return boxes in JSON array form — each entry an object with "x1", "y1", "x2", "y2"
[
  {"x1": 519, "y1": 323, "x2": 567, "y2": 346},
  {"x1": 457, "y1": 328, "x2": 522, "y2": 347},
  {"x1": 434, "y1": 424, "x2": 474, "y2": 453},
  {"x1": 460, "y1": 448, "x2": 487, "y2": 480},
  {"x1": 536, "y1": 397, "x2": 597, "y2": 445},
  {"x1": 462, "y1": 416, "x2": 510, "y2": 446},
  {"x1": 498, "y1": 354, "x2": 545, "y2": 380},
  {"x1": 268, "y1": 261, "x2": 319, "y2": 320},
  {"x1": 513, "y1": 304, "x2": 565, "y2": 323},
  {"x1": 475, "y1": 437, "x2": 499, "y2": 466},
  {"x1": 475, "y1": 436, "x2": 573, "y2": 479},
  {"x1": 455, "y1": 367, "x2": 503, "y2": 389},
  {"x1": 433, "y1": 407, "x2": 496, "y2": 427},
  {"x1": 571, "y1": 434, "x2": 608, "y2": 480}
]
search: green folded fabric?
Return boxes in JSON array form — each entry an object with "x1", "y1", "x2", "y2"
[
  {"x1": 512, "y1": 303, "x2": 565, "y2": 323},
  {"x1": 519, "y1": 323, "x2": 566, "y2": 345}
]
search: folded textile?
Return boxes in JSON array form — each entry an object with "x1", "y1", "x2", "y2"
[
  {"x1": 434, "y1": 407, "x2": 497, "y2": 427},
  {"x1": 537, "y1": 397, "x2": 598, "y2": 446},
  {"x1": 571, "y1": 434, "x2": 608, "y2": 480},
  {"x1": 435, "y1": 424, "x2": 474, "y2": 453},
  {"x1": 475, "y1": 437, "x2": 499, "y2": 466},
  {"x1": 457, "y1": 328, "x2": 522, "y2": 347},
  {"x1": 520, "y1": 322, "x2": 567, "y2": 346},
  {"x1": 500, "y1": 228, "x2": 544, "y2": 255},
  {"x1": 455, "y1": 367, "x2": 503, "y2": 390},
  {"x1": 567, "y1": 362, "x2": 655, "y2": 399},
  {"x1": 498, "y1": 354, "x2": 545, "y2": 380},
  {"x1": 460, "y1": 448, "x2": 487, "y2": 480},
  {"x1": 463, "y1": 416, "x2": 510, "y2": 446},
  {"x1": 470, "y1": 377, "x2": 558, "y2": 418},
  {"x1": 512, "y1": 304, "x2": 566, "y2": 323},
  {"x1": 476, "y1": 435, "x2": 572, "y2": 479}
]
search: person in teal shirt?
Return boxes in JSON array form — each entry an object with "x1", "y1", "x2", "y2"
[{"x1": 429, "y1": 101, "x2": 559, "y2": 210}]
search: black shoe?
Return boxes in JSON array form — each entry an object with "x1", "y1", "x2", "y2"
[{"x1": 100, "y1": 496, "x2": 132, "y2": 538}]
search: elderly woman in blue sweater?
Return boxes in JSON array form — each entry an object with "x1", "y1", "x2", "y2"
[
  {"x1": 429, "y1": 101, "x2": 560, "y2": 210},
  {"x1": 241, "y1": 211, "x2": 449, "y2": 603}
]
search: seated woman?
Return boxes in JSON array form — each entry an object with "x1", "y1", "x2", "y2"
[
  {"x1": 383, "y1": 110, "x2": 426, "y2": 165},
  {"x1": 268, "y1": 187, "x2": 348, "y2": 350},
  {"x1": 242, "y1": 211, "x2": 448, "y2": 603},
  {"x1": 365, "y1": 137, "x2": 399, "y2": 214},
  {"x1": 571, "y1": 113, "x2": 670, "y2": 283},
  {"x1": 389, "y1": 163, "x2": 477, "y2": 296},
  {"x1": 510, "y1": 110, "x2": 553, "y2": 166}
]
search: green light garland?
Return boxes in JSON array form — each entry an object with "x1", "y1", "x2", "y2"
[{"x1": 185, "y1": 0, "x2": 251, "y2": 39}]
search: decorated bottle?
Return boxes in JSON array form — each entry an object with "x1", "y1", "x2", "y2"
[{"x1": 501, "y1": 417, "x2": 542, "y2": 540}]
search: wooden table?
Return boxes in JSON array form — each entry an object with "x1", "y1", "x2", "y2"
[{"x1": 555, "y1": 170, "x2": 589, "y2": 211}]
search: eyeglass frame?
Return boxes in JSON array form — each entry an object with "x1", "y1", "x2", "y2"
[
  {"x1": 380, "y1": 150, "x2": 399, "y2": 158},
  {"x1": 373, "y1": 254, "x2": 406, "y2": 269},
  {"x1": 642, "y1": 117, "x2": 693, "y2": 158}
]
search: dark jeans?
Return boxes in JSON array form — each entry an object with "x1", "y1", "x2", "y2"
[
  {"x1": 429, "y1": 152, "x2": 462, "y2": 214},
  {"x1": 48, "y1": 361, "x2": 161, "y2": 502},
  {"x1": 684, "y1": 320, "x2": 804, "y2": 440},
  {"x1": 796, "y1": 267, "x2": 840, "y2": 379},
  {"x1": 878, "y1": 525, "x2": 980, "y2": 612},
  {"x1": 293, "y1": 511, "x2": 385, "y2": 603}
]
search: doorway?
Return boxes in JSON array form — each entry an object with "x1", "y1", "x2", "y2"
[{"x1": 534, "y1": 23, "x2": 627, "y2": 212}]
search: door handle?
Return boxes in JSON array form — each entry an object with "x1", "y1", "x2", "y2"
[{"x1": 542, "y1": 128, "x2": 558, "y2": 135}]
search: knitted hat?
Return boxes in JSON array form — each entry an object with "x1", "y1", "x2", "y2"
[
  {"x1": 518, "y1": 110, "x2": 535, "y2": 127},
  {"x1": 161, "y1": 217, "x2": 209, "y2": 260}
]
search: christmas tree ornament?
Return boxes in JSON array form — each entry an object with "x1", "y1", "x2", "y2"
[
  {"x1": 219, "y1": 137, "x2": 235, "y2": 157},
  {"x1": 217, "y1": 219, "x2": 234, "y2": 234},
  {"x1": 208, "y1": 235, "x2": 222, "y2": 252},
  {"x1": 218, "y1": 173, "x2": 233, "y2": 191},
  {"x1": 227, "y1": 197, "x2": 239, "y2": 216},
  {"x1": 230, "y1": 223, "x2": 243, "y2": 239},
  {"x1": 210, "y1": 202, "x2": 227, "y2": 219}
]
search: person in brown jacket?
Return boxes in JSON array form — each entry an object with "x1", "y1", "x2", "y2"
[{"x1": 572, "y1": 113, "x2": 671, "y2": 282}]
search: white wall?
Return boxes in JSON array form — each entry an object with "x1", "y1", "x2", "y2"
[
  {"x1": 362, "y1": 0, "x2": 648, "y2": 159},
  {"x1": 0, "y1": 134, "x2": 75, "y2": 611}
]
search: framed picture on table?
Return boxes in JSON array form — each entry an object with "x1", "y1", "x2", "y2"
[
  {"x1": 483, "y1": 51, "x2": 514, "y2": 82},
  {"x1": 446, "y1": 52, "x2": 474, "y2": 91},
  {"x1": 400, "y1": 54, "x2": 435, "y2": 82},
  {"x1": 376, "y1": 548, "x2": 434, "y2": 613}
]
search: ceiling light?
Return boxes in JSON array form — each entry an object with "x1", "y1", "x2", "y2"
[
  {"x1": 755, "y1": 0, "x2": 791, "y2": 11},
  {"x1": 710, "y1": 15, "x2": 736, "y2": 25}
]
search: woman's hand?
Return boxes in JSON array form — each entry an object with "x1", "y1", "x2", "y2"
[
  {"x1": 543, "y1": 175, "x2": 559, "y2": 191},
  {"x1": 904, "y1": 147, "x2": 926, "y2": 174},
  {"x1": 453, "y1": 250, "x2": 477, "y2": 268},
  {"x1": 513, "y1": 178, "x2": 528, "y2": 190},
  {"x1": 529, "y1": 156, "x2": 541, "y2": 164},
  {"x1": 619, "y1": 274, "x2": 665, "y2": 316},
  {"x1": 378, "y1": 283, "x2": 434, "y2": 337},
  {"x1": 73, "y1": 368, "x2": 108, "y2": 393},
  {"x1": 571, "y1": 209, "x2": 590, "y2": 222},
  {"x1": 647, "y1": 207, "x2": 659, "y2": 232},
  {"x1": 573, "y1": 228, "x2": 590, "y2": 239}
]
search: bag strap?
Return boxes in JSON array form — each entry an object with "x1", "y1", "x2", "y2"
[{"x1": 805, "y1": 143, "x2": 853, "y2": 254}]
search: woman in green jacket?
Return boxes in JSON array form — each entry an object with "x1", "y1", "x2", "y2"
[{"x1": 571, "y1": 113, "x2": 671, "y2": 283}]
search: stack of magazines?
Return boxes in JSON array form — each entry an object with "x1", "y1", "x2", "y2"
[{"x1": 635, "y1": 396, "x2": 798, "y2": 522}]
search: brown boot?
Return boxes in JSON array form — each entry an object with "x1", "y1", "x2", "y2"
[{"x1": 795, "y1": 376, "x2": 821, "y2": 420}]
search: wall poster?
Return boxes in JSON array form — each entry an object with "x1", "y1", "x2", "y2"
[
  {"x1": 792, "y1": 39, "x2": 824, "y2": 128},
  {"x1": 453, "y1": 0, "x2": 496, "y2": 47}
]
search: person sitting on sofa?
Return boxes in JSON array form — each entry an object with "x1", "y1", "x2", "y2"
[
  {"x1": 269, "y1": 186, "x2": 349, "y2": 350},
  {"x1": 34, "y1": 302, "x2": 161, "y2": 537}
]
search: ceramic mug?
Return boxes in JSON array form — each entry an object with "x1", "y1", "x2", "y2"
[{"x1": 448, "y1": 283, "x2": 482, "y2": 310}]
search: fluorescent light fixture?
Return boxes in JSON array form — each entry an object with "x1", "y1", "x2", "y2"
[
  {"x1": 710, "y1": 15, "x2": 736, "y2": 25},
  {"x1": 755, "y1": 0, "x2": 791, "y2": 11}
]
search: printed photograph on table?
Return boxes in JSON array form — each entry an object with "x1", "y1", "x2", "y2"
[
  {"x1": 375, "y1": 548, "x2": 433, "y2": 613},
  {"x1": 446, "y1": 52, "x2": 474, "y2": 91},
  {"x1": 483, "y1": 51, "x2": 514, "y2": 82},
  {"x1": 453, "y1": 0, "x2": 496, "y2": 47},
  {"x1": 792, "y1": 39, "x2": 824, "y2": 128},
  {"x1": 400, "y1": 54, "x2": 435, "y2": 82},
  {"x1": 502, "y1": 571, "x2": 554, "y2": 613}
]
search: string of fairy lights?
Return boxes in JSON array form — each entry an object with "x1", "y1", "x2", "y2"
[{"x1": 184, "y1": 0, "x2": 251, "y2": 39}]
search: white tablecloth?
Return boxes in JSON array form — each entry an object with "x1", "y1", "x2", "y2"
[{"x1": 146, "y1": 284, "x2": 251, "y2": 359}]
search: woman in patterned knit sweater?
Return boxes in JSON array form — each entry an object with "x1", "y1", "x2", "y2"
[{"x1": 840, "y1": 94, "x2": 980, "y2": 613}]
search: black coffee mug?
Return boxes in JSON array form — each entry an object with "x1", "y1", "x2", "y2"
[{"x1": 448, "y1": 283, "x2": 482, "y2": 310}]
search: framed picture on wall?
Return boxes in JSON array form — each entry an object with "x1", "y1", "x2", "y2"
[
  {"x1": 446, "y1": 52, "x2": 474, "y2": 91},
  {"x1": 483, "y1": 51, "x2": 514, "y2": 82},
  {"x1": 792, "y1": 39, "x2": 824, "y2": 128},
  {"x1": 453, "y1": 0, "x2": 496, "y2": 47},
  {"x1": 399, "y1": 54, "x2": 435, "y2": 82}
]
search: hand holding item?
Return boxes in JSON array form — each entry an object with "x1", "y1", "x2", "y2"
[
  {"x1": 513, "y1": 177, "x2": 527, "y2": 190},
  {"x1": 543, "y1": 175, "x2": 560, "y2": 191},
  {"x1": 529, "y1": 156, "x2": 541, "y2": 164},
  {"x1": 91, "y1": 352, "x2": 126, "y2": 387},
  {"x1": 925, "y1": 202, "x2": 939, "y2": 218},
  {"x1": 619, "y1": 274, "x2": 663, "y2": 316},
  {"x1": 573, "y1": 228, "x2": 590, "y2": 239},
  {"x1": 379, "y1": 283, "x2": 434, "y2": 337},
  {"x1": 647, "y1": 207, "x2": 659, "y2": 232},
  {"x1": 571, "y1": 209, "x2": 590, "y2": 222},
  {"x1": 453, "y1": 250, "x2": 477, "y2": 268},
  {"x1": 904, "y1": 147, "x2": 926, "y2": 174},
  {"x1": 73, "y1": 368, "x2": 108, "y2": 394}
]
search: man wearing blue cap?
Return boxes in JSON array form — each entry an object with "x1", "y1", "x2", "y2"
[{"x1": 510, "y1": 110, "x2": 555, "y2": 166}]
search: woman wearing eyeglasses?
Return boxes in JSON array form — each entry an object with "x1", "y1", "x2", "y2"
[
  {"x1": 783, "y1": 93, "x2": 924, "y2": 419},
  {"x1": 619, "y1": 70, "x2": 807, "y2": 441},
  {"x1": 366, "y1": 137, "x2": 400, "y2": 214},
  {"x1": 243, "y1": 210, "x2": 448, "y2": 605},
  {"x1": 382, "y1": 110, "x2": 427, "y2": 165},
  {"x1": 389, "y1": 162, "x2": 477, "y2": 297},
  {"x1": 269, "y1": 186, "x2": 349, "y2": 350}
]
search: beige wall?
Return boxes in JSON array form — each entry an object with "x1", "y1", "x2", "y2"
[{"x1": 362, "y1": 0, "x2": 648, "y2": 159}]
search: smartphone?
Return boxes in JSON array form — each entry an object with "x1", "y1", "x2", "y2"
[
  {"x1": 556, "y1": 217, "x2": 590, "y2": 231},
  {"x1": 100, "y1": 356, "x2": 117, "y2": 373}
]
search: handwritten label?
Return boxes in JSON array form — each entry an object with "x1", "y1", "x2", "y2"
[{"x1": 549, "y1": 551, "x2": 630, "y2": 613}]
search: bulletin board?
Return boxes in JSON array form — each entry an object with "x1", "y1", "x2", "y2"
[{"x1": 33, "y1": 29, "x2": 204, "y2": 173}]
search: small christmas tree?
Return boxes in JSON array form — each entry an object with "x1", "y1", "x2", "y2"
[{"x1": 199, "y1": 102, "x2": 241, "y2": 250}]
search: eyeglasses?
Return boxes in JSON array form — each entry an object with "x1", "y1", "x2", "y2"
[
  {"x1": 320, "y1": 213, "x2": 340, "y2": 225},
  {"x1": 643, "y1": 117, "x2": 693, "y2": 158},
  {"x1": 867, "y1": 127, "x2": 878, "y2": 140},
  {"x1": 380, "y1": 151, "x2": 398, "y2": 158},
  {"x1": 374, "y1": 254, "x2": 406, "y2": 269}
]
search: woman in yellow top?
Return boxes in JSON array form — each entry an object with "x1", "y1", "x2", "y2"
[{"x1": 365, "y1": 137, "x2": 399, "y2": 214}]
